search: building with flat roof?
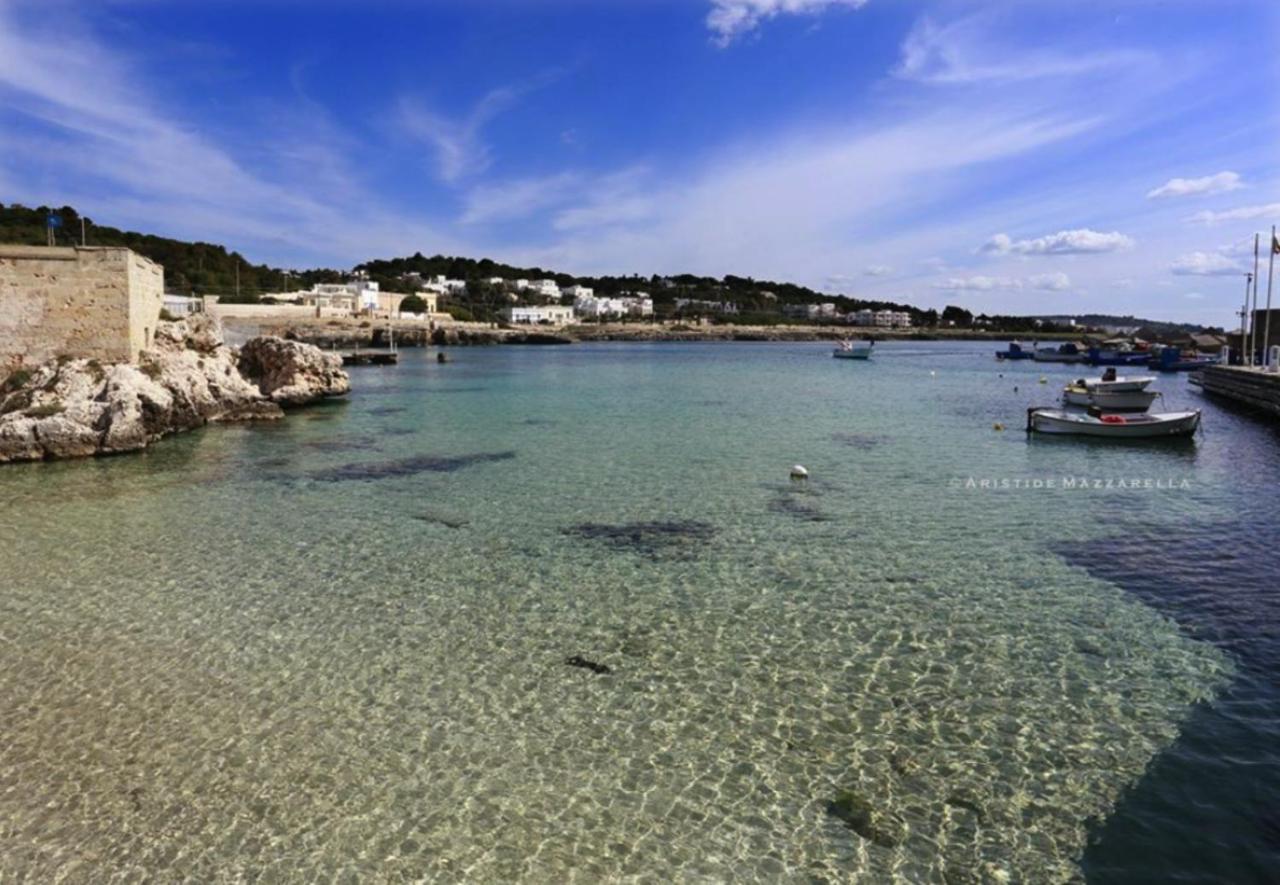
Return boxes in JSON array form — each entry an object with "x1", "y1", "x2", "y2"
[
  {"x1": 502, "y1": 305, "x2": 575, "y2": 325},
  {"x1": 1, "y1": 244, "x2": 164, "y2": 369}
]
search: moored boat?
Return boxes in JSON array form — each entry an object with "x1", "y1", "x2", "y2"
[
  {"x1": 1082, "y1": 374, "x2": 1155, "y2": 393},
  {"x1": 1026, "y1": 407, "x2": 1200, "y2": 438},
  {"x1": 995, "y1": 341, "x2": 1035, "y2": 360},
  {"x1": 1149, "y1": 346, "x2": 1220, "y2": 372},
  {"x1": 1084, "y1": 346, "x2": 1151, "y2": 366},
  {"x1": 1032, "y1": 342, "x2": 1083, "y2": 363},
  {"x1": 833, "y1": 340, "x2": 873, "y2": 360},
  {"x1": 1062, "y1": 384, "x2": 1159, "y2": 411}
]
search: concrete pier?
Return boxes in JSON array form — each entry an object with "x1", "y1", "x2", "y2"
[
  {"x1": 340, "y1": 350, "x2": 398, "y2": 366},
  {"x1": 1193, "y1": 366, "x2": 1280, "y2": 419}
]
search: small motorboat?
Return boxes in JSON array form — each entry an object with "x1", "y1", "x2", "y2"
[
  {"x1": 1032, "y1": 342, "x2": 1083, "y2": 363},
  {"x1": 995, "y1": 341, "x2": 1035, "y2": 360},
  {"x1": 1081, "y1": 374, "x2": 1155, "y2": 393},
  {"x1": 1027, "y1": 407, "x2": 1200, "y2": 438},
  {"x1": 833, "y1": 340, "x2": 873, "y2": 360},
  {"x1": 1062, "y1": 384, "x2": 1159, "y2": 411}
]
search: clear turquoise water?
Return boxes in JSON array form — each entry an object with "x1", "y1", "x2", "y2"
[{"x1": 0, "y1": 341, "x2": 1260, "y2": 881}]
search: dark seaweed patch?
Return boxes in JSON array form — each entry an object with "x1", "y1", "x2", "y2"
[
  {"x1": 367, "y1": 406, "x2": 407, "y2": 416},
  {"x1": 301, "y1": 436, "x2": 379, "y2": 453},
  {"x1": 412, "y1": 511, "x2": 470, "y2": 529},
  {"x1": 832, "y1": 432, "x2": 887, "y2": 450},
  {"x1": 768, "y1": 495, "x2": 832, "y2": 522},
  {"x1": 562, "y1": 520, "x2": 716, "y2": 557},
  {"x1": 520, "y1": 417, "x2": 556, "y2": 426},
  {"x1": 309, "y1": 451, "x2": 515, "y2": 482},
  {"x1": 565, "y1": 655, "x2": 612, "y2": 675}
]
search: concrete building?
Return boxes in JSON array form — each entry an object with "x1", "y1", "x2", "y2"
[
  {"x1": 163, "y1": 294, "x2": 202, "y2": 317},
  {"x1": 676, "y1": 298, "x2": 739, "y2": 315},
  {"x1": 562, "y1": 284, "x2": 594, "y2": 300},
  {"x1": 874, "y1": 310, "x2": 912, "y2": 328},
  {"x1": 502, "y1": 305, "x2": 575, "y2": 325},
  {"x1": 526, "y1": 279, "x2": 561, "y2": 299},
  {"x1": 1, "y1": 245, "x2": 164, "y2": 369}
]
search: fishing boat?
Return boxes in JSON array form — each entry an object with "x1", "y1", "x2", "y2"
[
  {"x1": 1084, "y1": 345, "x2": 1151, "y2": 366},
  {"x1": 1149, "y1": 346, "x2": 1220, "y2": 372},
  {"x1": 1062, "y1": 384, "x2": 1159, "y2": 411},
  {"x1": 1032, "y1": 342, "x2": 1083, "y2": 363},
  {"x1": 833, "y1": 340, "x2": 873, "y2": 360},
  {"x1": 995, "y1": 341, "x2": 1035, "y2": 361},
  {"x1": 1026, "y1": 407, "x2": 1200, "y2": 438}
]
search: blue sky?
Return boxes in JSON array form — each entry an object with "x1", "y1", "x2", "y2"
[{"x1": 1, "y1": 0, "x2": 1277, "y2": 324}]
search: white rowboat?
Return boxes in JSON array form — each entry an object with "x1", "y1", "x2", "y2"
[
  {"x1": 1027, "y1": 408, "x2": 1200, "y2": 438},
  {"x1": 833, "y1": 341, "x2": 873, "y2": 360}
]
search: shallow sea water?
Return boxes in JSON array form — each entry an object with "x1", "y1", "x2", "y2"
[{"x1": 0, "y1": 341, "x2": 1270, "y2": 882}]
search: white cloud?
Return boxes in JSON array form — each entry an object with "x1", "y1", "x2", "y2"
[
  {"x1": 933, "y1": 272, "x2": 1071, "y2": 292},
  {"x1": 1187, "y1": 203, "x2": 1280, "y2": 225},
  {"x1": 1029, "y1": 272, "x2": 1071, "y2": 291},
  {"x1": 1146, "y1": 171, "x2": 1242, "y2": 199},
  {"x1": 863, "y1": 264, "x2": 893, "y2": 276},
  {"x1": 934, "y1": 276, "x2": 1019, "y2": 291},
  {"x1": 1170, "y1": 251, "x2": 1245, "y2": 276},
  {"x1": 707, "y1": 0, "x2": 867, "y2": 47},
  {"x1": 1184, "y1": 292, "x2": 1204, "y2": 300},
  {"x1": 979, "y1": 228, "x2": 1134, "y2": 256}
]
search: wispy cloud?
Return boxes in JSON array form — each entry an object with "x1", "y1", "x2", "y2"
[
  {"x1": 1147, "y1": 171, "x2": 1242, "y2": 199},
  {"x1": 1187, "y1": 202, "x2": 1280, "y2": 225},
  {"x1": 707, "y1": 0, "x2": 868, "y2": 47},
  {"x1": 1170, "y1": 251, "x2": 1246, "y2": 276},
  {"x1": 863, "y1": 264, "x2": 893, "y2": 276},
  {"x1": 979, "y1": 229, "x2": 1134, "y2": 256},
  {"x1": 896, "y1": 14, "x2": 1148, "y2": 84},
  {"x1": 460, "y1": 172, "x2": 582, "y2": 225},
  {"x1": 0, "y1": 1, "x2": 458, "y2": 266}
]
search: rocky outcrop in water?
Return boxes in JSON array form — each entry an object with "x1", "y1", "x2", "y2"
[
  {"x1": 238, "y1": 336, "x2": 350, "y2": 406},
  {"x1": 0, "y1": 315, "x2": 348, "y2": 463}
]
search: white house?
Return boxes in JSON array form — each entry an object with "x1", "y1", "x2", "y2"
[
  {"x1": 874, "y1": 310, "x2": 912, "y2": 328},
  {"x1": 503, "y1": 305, "x2": 575, "y2": 325},
  {"x1": 850, "y1": 309, "x2": 875, "y2": 326},
  {"x1": 562, "y1": 284, "x2": 594, "y2": 300},
  {"x1": 676, "y1": 298, "x2": 738, "y2": 315},
  {"x1": 526, "y1": 279, "x2": 561, "y2": 299}
]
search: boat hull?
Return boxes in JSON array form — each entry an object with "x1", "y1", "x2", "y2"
[
  {"x1": 833, "y1": 350, "x2": 871, "y2": 360},
  {"x1": 1028, "y1": 408, "x2": 1200, "y2": 438},
  {"x1": 1085, "y1": 376, "x2": 1154, "y2": 393},
  {"x1": 1062, "y1": 387, "x2": 1159, "y2": 411},
  {"x1": 1033, "y1": 352, "x2": 1084, "y2": 363}
]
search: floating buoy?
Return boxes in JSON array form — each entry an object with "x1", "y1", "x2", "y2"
[
  {"x1": 993, "y1": 422, "x2": 1005, "y2": 431},
  {"x1": 790, "y1": 465, "x2": 809, "y2": 480},
  {"x1": 1038, "y1": 376, "x2": 1048, "y2": 384},
  {"x1": 930, "y1": 370, "x2": 937, "y2": 377}
]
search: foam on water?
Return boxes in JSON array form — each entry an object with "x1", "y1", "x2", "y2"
[{"x1": 0, "y1": 342, "x2": 1234, "y2": 881}]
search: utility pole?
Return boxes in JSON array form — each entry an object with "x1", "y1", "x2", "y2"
[
  {"x1": 1265, "y1": 225, "x2": 1277, "y2": 368},
  {"x1": 80, "y1": 216, "x2": 86, "y2": 247}
]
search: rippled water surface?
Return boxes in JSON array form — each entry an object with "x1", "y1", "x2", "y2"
[{"x1": 1, "y1": 341, "x2": 1276, "y2": 882}]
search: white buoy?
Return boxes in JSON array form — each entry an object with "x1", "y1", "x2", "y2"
[{"x1": 790, "y1": 465, "x2": 809, "y2": 480}]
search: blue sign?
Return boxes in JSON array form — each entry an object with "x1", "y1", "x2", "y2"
[{"x1": 46, "y1": 214, "x2": 62, "y2": 229}]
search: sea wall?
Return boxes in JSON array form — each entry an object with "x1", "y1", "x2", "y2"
[
  {"x1": 0, "y1": 245, "x2": 164, "y2": 370},
  {"x1": 1196, "y1": 366, "x2": 1280, "y2": 419}
]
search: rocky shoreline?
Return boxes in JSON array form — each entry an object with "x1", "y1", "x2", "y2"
[{"x1": 0, "y1": 315, "x2": 349, "y2": 463}]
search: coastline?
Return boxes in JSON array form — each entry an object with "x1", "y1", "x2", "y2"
[{"x1": 238, "y1": 316, "x2": 1069, "y2": 349}]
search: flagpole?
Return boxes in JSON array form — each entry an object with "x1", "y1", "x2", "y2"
[{"x1": 1264, "y1": 225, "x2": 1277, "y2": 368}]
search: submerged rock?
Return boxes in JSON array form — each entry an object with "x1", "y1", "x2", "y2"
[
  {"x1": 309, "y1": 451, "x2": 515, "y2": 482},
  {"x1": 412, "y1": 511, "x2": 470, "y2": 529},
  {"x1": 237, "y1": 336, "x2": 350, "y2": 406},
  {"x1": 826, "y1": 789, "x2": 904, "y2": 848},
  {"x1": 562, "y1": 520, "x2": 716, "y2": 557},
  {"x1": 565, "y1": 655, "x2": 612, "y2": 675}
]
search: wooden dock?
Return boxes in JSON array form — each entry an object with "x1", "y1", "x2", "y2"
[
  {"x1": 1193, "y1": 366, "x2": 1280, "y2": 419},
  {"x1": 340, "y1": 350, "x2": 399, "y2": 366}
]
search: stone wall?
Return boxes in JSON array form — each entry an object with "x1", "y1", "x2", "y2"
[{"x1": 0, "y1": 245, "x2": 164, "y2": 370}]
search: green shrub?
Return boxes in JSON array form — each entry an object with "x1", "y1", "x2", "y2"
[
  {"x1": 1, "y1": 368, "x2": 32, "y2": 393},
  {"x1": 24, "y1": 401, "x2": 65, "y2": 419}
]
